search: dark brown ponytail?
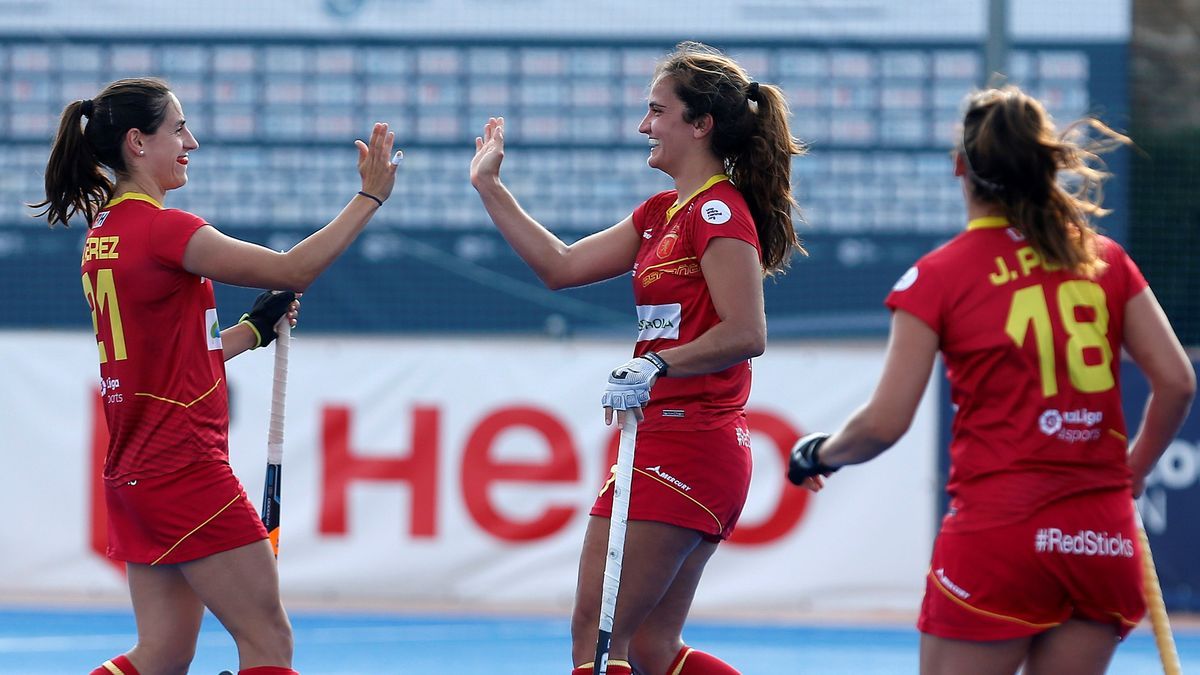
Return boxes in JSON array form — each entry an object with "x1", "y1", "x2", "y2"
[{"x1": 31, "y1": 77, "x2": 173, "y2": 227}]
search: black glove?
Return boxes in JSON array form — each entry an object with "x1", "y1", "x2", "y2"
[
  {"x1": 788, "y1": 432, "x2": 837, "y2": 485},
  {"x1": 239, "y1": 290, "x2": 296, "y2": 349}
]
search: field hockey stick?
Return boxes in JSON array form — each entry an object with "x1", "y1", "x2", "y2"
[
  {"x1": 594, "y1": 415, "x2": 638, "y2": 675},
  {"x1": 260, "y1": 315, "x2": 290, "y2": 558},
  {"x1": 1134, "y1": 505, "x2": 1182, "y2": 675}
]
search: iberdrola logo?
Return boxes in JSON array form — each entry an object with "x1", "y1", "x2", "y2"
[{"x1": 204, "y1": 308, "x2": 223, "y2": 351}]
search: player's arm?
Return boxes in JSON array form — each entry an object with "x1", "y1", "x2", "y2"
[
  {"x1": 480, "y1": 198, "x2": 641, "y2": 289},
  {"x1": 1123, "y1": 287, "x2": 1195, "y2": 496},
  {"x1": 471, "y1": 116, "x2": 640, "y2": 288},
  {"x1": 649, "y1": 237, "x2": 767, "y2": 376},
  {"x1": 805, "y1": 309, "x2": 938, "y2": 470},
  {"x1": 182, "y1": 122, "x2": 399, "y2": 290},
  {"x1": 220, "y1": 323, "x2": 258, "y2": 361}
]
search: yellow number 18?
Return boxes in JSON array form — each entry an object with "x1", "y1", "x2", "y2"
[{"x1": 1004, "y1": 280, "x2": 1114, "y2": 398}]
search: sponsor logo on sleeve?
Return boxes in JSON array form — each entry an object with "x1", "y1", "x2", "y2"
[
  {"x1": 892, "y1": 266, "x2": 919, "y2": 291},
  {"x1": 205, "y1": 307, "x2": 223, "y2": 351},
  {"x1": 700, "y1": 200, "x2": 731, "y2": 225},
  {"x1": 636, "y1": 303, "x2": 681, "y2": 341}
]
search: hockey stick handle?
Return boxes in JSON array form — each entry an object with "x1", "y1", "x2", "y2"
[
  {"x1": 266, "y1": 317, "x2": 290, "y2": 464},
  {"x1": 594, "y1": 416, "x2": 638, "y2": 675},
  {"x1": 1134, "y1": 506, "x2": 1181, "y2": 675}
]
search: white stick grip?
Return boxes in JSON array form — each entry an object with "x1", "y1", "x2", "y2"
[
  {"x1": 597, "y1": 417, "x2": 638, "y2": 638},
  {"x1": 266, "y1": 316, "x2": 290, "y2": 464}
]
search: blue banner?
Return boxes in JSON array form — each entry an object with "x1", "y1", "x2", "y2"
[{"x1": 1124, "y1": 358, "x2": 1200, "y2": 611}]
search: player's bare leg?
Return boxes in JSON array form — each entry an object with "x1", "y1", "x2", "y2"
[
  {"x1": 125, "y1": 562, "x2": 206, "y2": 675},
  {"x1": 179, "y1": 539, "x2": 293, "y2": 670},
  {"x1": 1023, "y1": 619, "x2": 1119, "y2": 675},
  {"x1": 570, "y1": 517, "x2": 706, "y2": 668},
  {"x1": 919, "y1": 633, "x2": 1030, "y2": 675},
  {"x1": 626, "y1": 538, "x2": 719, "y2": 673}
]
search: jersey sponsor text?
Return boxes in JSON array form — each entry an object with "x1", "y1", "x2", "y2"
[{"x1": 636, "y1": 303, "x2": 681, "y2": 341}]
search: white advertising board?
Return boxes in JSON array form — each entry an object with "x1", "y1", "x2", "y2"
[{"x1": 0, "y1": 332, "x2": 937, "y2": 615}]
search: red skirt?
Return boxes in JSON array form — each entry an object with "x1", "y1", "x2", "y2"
[
  {"x1": 591, "y1": 416, "x2": 752, "y2": 541},
  {"x1": 105, "y1": 460, "x2": 268, "y2": 565}
]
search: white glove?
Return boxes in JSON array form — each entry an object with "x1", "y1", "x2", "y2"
[{"x1": 600, "y1": 352, "x2": 669, "y2": 411}]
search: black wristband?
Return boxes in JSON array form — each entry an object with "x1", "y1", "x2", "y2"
[
  {"x1": 639, "y1": 351, "x2": 669, "y2": 376},
  {"x1": 357, "y1": 190, "x2": 384, "y2": 207}
]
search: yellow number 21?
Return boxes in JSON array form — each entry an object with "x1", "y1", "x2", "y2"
[
  {"x1": 1004, "y1": 280, "x2": 1114, "y2": 398},
  {"x1": 82, "y1": 269, "x2": 127, "y2": 363}
]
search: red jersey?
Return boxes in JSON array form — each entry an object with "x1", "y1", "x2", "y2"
[
  {"x1": 631, "y1": 175, "x2": 762, "y2": 431},
  {"x1": 885, "y1": 217, "x2": 1148, "y2": 531},
  {"x1": 81, "y1": 193, "x2": 230, "y2": 486}
]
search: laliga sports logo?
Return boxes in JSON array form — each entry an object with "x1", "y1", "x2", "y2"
[
  {"x1": 1039, "y1": 409, "x2": 1063, "y2": 435},
  {"x1": 99, "y1": 376, "x2": 120, "y2": 397},
  {"x1": 1039, "y1": 408, "x2": 1104, "y2": 435}
]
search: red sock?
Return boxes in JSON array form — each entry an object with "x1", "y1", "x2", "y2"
[
  {"x1": 239, "y1": 668, "x2": 299, "y2": 675},
  {"x1": 90, "y1": 655, "x2": 140, "y2": 675},
  {"x1": 571, "y1": 660, "x2": 632, "y2": 675},
  {"x1": 667, "y1": 646, "x2": 740, "y2": 674}
]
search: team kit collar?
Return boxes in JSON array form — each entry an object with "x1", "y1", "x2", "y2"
[
  {"x1": 665, "y1": 174, "x2": 730, "y2": 224},
  {"x1": 966, "y1": 216, "x2": 1009, "y2": 230},
  {"x1": 104, "y1": 192, "x2": 163, "y2": 209}
]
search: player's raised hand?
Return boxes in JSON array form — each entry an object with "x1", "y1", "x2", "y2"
[
  {"x1": 355, "y1": 122, "x2": 401, "y2": 205},
  {"x1": 470, "y1": 117, "x2": 506, "y2": 189}
]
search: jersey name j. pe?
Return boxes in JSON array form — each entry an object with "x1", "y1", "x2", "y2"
[
  {"x1": 630, "y1": 176, "x2": 762, "y2": 431},
  {"x1": 886, "y1": 218, "x2": 1148, "y2": 531},
  {"x1": 82, "y1": 193, "x2": 229, "y2": 486}
]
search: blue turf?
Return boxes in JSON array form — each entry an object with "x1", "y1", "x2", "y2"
[{"x1": 0, "y1": 607, "x2": 1196, "y2": 673}]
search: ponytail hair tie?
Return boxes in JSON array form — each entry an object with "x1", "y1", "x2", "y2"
[
  {"x1": 80, "y1": 99, "x2": 94, "y2": 118},
  {"x1": 746, "y1": 82, "x2": 761, "y2": 102}
]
